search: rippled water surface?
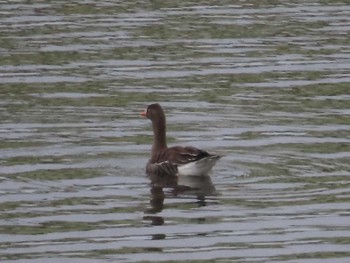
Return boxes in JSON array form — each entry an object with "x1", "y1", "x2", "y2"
[{"x1": 1, "y1": 1, "x2": 350, "y2": 262}]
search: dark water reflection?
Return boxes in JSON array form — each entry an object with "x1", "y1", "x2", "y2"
[
  {"x1": 145, "y1": 172, "x2": 216, "y2": 226},
  {"x1": 143, "y1": 173, "x2": 217, "y2": 251},
  {"x1": 1, "y1": 0, "x2": 350, "y2": 262},
  {"x1": 148, "y1": 174, "x2": 214, "y2": 209}
]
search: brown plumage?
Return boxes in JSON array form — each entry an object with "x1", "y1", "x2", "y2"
[{"x1": 141, "y1": 103, "x2": 222, "y2": 176}]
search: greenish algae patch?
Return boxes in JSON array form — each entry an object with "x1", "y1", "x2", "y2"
[
  {"x1": 0, "y1": 140, "x2": 50, "y2": 149},
  {"x1": 0, "y1": 201, "x2": 25, "y2": 212},
  {"x1": 25, "y1": 92, "x2": 163, "y2": 108},
  {"x1": 273, "y1": 251, "x2": 350, "y2": 262},
  {"x1": 0, "y1": 217, "x2": 145, "y2": 235},
  {"x1": 1, "y1": 51, "x2": 93, "y2": 66},
  {"x1": 5, "y1": 155, "x2": 70, "y2": 166},
  {"x1": 246, "y1": 163, "x2": 292, "y2": 178},
  {"x1": 10, "y1": 168, "x2": 102, "y2": 181},
  {"x1": 259, "y1": 142, "x2": 350, "y2": 155},
  {"x1": 0, "y1": 221, "x2": 100, "y2": 235}
]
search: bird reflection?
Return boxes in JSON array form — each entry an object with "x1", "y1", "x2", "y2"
[{"x1": 143, "y1": 171, "x2": 216, "y2": 227}]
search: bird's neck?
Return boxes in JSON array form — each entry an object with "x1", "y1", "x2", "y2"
[{"x1": 152, "y1": 117, "x2": 167, "y2": 152}]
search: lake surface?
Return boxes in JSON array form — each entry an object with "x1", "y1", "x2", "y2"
[{"x1": 1, "y1": 1, "x2": 350, "y2": 262}]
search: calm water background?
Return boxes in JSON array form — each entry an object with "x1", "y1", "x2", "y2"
[{"x1": 1, "y1": 1, "x2": 350, "y2": 262}]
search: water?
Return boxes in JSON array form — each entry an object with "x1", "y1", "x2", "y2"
[{"x1": 1, "y1": 1, "x2": 350, "y2": 262}]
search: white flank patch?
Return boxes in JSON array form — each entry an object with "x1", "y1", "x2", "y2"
[{"x1": 177, "y1": 156, "x2": 222, "y2": 176}]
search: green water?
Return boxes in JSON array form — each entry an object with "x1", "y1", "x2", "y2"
[{"x1": 0, "y1": 1, "x2": 350, "y2": 262}]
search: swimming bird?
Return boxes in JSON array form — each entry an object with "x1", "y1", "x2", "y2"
[{"x1": 141, "y1": 103, "x2": 222, "y2": 177}]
